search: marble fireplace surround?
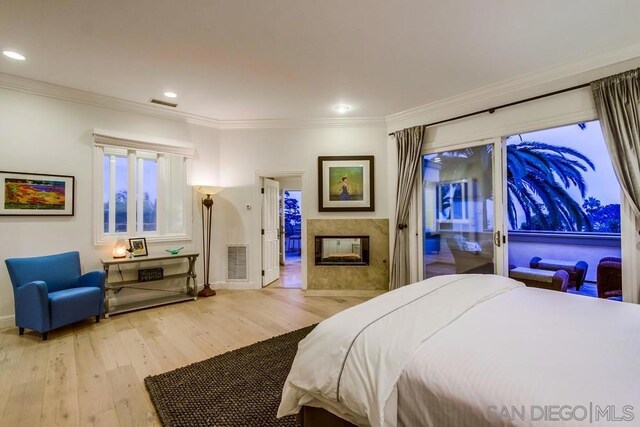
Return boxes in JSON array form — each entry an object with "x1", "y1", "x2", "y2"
[{"x1": 307, "y1": 219, "x2": 389, "y2": 292}]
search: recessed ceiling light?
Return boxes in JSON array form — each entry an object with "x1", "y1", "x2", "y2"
[
  {"x1": 164, "y1": 91, "x2": 178, "y2": 98},
  {"x1": 3, "y1": 50, "x2": 26, "y2": 61},
  {"x1": 334, "y1": 104, "x2": 351, "y2": 113}
]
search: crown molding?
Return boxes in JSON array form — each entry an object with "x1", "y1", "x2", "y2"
[
  {"x1": 219, "y1": 116, "x2": 386, "y2": 129},
  {"x1": 3, "y1": 38, "x2": 640, "y2": 134},
  {"x1": 0, "y1": 72, "x2": 224, "y2": 128},
  {"x1": 0, "y1": 72, "x2": 386, "y2": 130},
  {"x1": 386, "y1": 41, "x2": 640, "y2": 132}
]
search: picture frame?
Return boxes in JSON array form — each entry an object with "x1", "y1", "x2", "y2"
[
  {"x1": 128, "y1": 237, "x2": 148, "y2": 257},
  {"x1": 0, "y1": 171, "x2": 75, "y2": 216},
  {"x1": 318, "y1": 156, "x2": 375, "y2": 212}
]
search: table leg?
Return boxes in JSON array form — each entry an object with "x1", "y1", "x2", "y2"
[
  {"x1": 187, "y1": 255, "x2": 198, "y2": 297},
  {"x1": 103, "y1": 265, "x2": 111, "y2": 318}
]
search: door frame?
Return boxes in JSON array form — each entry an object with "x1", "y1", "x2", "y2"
[
  {"x1": 254, "y1": 170, "x2": 307, "y2": 289},
  {"x1": 417, "y1": 137, "x2": 507, "y2": 279}
]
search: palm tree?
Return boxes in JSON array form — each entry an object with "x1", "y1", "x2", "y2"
[
  {"x1": 506, "y1": 141, "x2": 594, "y2": 231},
  {"x1": 434, "y1": 140, "x2": 595, "y2": 232}
]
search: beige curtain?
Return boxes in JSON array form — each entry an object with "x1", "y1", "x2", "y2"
[
  {"x1": 591, "y1": 68, "x2": 640, "y2": 215},
  {"x1": 591, "y1": 68, "x2": 640, "y2": 303},
  {"x1": 390, "y1": 126, "x2": 425, "y2": 290}
]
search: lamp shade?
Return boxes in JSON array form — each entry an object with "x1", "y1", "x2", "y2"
[
  {"x1": 112, "y1": 239, "x2": 128, "y2": 258},
  {"x1": 194, "y1": 185, "x2": 223, "y2": 196}
]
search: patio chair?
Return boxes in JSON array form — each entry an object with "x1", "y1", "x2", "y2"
[
  {"x1": 509, "y1": 267, "x2": 569, "y2": 292},
  {"x1": 596, "y1": 257, "x2": 622, "y2": 299},
  {"x1": 529, "y1": 257, "x2": 588, "y2": 291}
]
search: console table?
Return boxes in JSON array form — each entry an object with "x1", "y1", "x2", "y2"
[{"x1": 100, "y1": 252, "x2": 199, "y2": 317}]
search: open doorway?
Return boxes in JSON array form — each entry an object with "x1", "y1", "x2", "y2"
[
  {"x1": 280, "y1": 189, "x2": 302, "y2": 288},
  {"x1": 260, "y1": 174, "x2": 303, "y2": 289}
]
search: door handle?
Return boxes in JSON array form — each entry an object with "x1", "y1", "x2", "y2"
[{"x1": 494, "y1": 230, "x2": 501, "y2": 247}]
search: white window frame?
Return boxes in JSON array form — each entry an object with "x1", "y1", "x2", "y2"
[{"x1": 92, "y1": 129, "x2": 194, "y2": 245}]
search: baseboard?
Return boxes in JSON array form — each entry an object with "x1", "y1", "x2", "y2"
[
  {"x1": 0, "y1": 314, "x2": 15, "y2": 328},
  {"x1": 303, "y1": 289, "x2": 387, "y2": 297},
  {"x1": 210, "y1": 282, "x2": 260, "y2": 290}
]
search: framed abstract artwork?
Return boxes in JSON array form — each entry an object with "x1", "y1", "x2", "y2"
[
  {"x1": 0, "y1": 171, "x2": 75, "y2": 216},
  {"x1": 318, "y1": 156, "x2": 375, "y2": 212}
]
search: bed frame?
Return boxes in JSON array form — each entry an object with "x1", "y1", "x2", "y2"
[{"x1": 300, "y1": 406, "x2": 357, "y2": 427}]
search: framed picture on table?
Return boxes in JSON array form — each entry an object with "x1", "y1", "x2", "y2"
[{"x1": 129, "y1": 237, "x2": 148, "y2": 257}]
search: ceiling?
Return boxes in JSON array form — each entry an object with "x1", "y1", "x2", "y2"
[{"x1": 1, "y1": 0, "x2": 640, "y2": 121}]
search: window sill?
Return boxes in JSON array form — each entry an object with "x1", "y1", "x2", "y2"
[{"x1": 95, "y1": 234, "x2": 193, "y2": 246}]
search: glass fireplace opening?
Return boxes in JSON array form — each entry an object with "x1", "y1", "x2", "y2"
[{"x1": 315, "y1": 236, "x2": 370, "y2": 266}]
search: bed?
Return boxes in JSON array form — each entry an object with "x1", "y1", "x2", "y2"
[{"x1": 278, "y1": 274, "x2": 640, "y2": 426}]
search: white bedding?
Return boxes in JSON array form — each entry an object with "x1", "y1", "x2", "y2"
[
  {"x1": 278, "y1": 274, "x2": 522, "y2": 426},
  {"x1": 278, "y1": 274, "x2": 640, "y2": 427},
  {"x1": 397, "y1": 286, "x2": 640, "y2": 426}
]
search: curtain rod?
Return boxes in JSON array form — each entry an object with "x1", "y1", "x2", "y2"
[{"x1": 388, "y1": 82, "x2": 591, "y2": 136}]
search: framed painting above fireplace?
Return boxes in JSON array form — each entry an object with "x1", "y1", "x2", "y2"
[{"x1": 318, "y1": 156, "x2": 374, "y2": 212}]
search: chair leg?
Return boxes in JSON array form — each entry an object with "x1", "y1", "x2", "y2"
[
  {"x1": 18, "y1": 327, "x2": 24, "y2": 336},
  {"x1": 42, "y1": 332, "x2": 48, "y2": 341},
  {"x1": 95, "y1": 315, "x2": 100, "y2": 323}
]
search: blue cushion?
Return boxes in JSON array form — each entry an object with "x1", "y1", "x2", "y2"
[
  {"x1": 6, "y1": 251, "x2": 81, "y2": 293},
  {"x1": 49, "y1": 287, "x2": 102, "y2": 329}
]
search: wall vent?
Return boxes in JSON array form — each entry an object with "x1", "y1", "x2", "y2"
[
  {"x1": 149, "y1": 98, "x2": 178, "y2": 108},
  {"x1": 227, "y1": 244, "x2": 249, "y2": 282}
]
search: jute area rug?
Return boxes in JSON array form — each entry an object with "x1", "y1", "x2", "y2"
[{"x1": 145, "y1": 325, "x2": 315, "y2": 427}]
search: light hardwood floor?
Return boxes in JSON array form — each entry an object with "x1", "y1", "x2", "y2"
[
  {"x1": 268, "y1": 255, "x2": 302, "y2": 289},
  {"x1": 0, "y1": 289, "x2": 367, "y2": 426}
]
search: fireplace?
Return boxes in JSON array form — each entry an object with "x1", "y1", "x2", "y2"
[{"x1": 315, "y1": 236, "x2": 370, "y2": 266}]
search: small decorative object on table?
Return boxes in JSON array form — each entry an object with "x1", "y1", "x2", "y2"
[
  {"x1": 138, "y1": 267, "x2": 164, "y2": 282},
  {"x1": 129, "y1": 237, "x2": 148, "y2": 257},
  {"x1": 165, "y1": 247, "x2": 184, "y2": 255},
  {"x1": 112, "y1": 238, "x2": 128, "y2": 258}
]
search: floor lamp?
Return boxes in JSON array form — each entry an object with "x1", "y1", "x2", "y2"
[{"x1": 195, "y1": 186, "x2": 223, "y2": 297}]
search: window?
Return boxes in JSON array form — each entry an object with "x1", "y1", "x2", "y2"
[
  {"x1": 94, "y1": 130, "x2": 193, "y2": 243},
  {"x1": 505, "y1": 120, "x2": 621, "y2": 234},
  {"x1": 437, "y1": 180, "x2": 469, "y2": 223}
]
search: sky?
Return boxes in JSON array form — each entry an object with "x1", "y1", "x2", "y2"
[
  {"x1": 505, "y1": 120, "x2": 621, "y2": 206},
  {"x1": 103, "y1": 156, "x2": 158, "y2": 203}
]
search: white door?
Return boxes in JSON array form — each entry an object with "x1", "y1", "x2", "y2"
[{"x1": 262, "y1": 178, "x2": 280, "y2": 286}]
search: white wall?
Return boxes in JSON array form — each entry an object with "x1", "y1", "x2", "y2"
[
  {"x1": 274, "y1": 176, "x2": 302, "y2": 191},
  {"x1": 0, "y1": 87, "x2": 389, "y2": 317},
  {"x1": 213, "y1": 127, "x2": 388, "y2": 288},
  {"x1": 0, "y1": 87, "x2": 222, "y2": 318}
]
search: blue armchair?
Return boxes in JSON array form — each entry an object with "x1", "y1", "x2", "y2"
[{"x1": 5, "y1": 251, "x2": 105, "y2": 340}]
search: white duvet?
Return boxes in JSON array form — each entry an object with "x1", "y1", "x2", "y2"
[{"x1": 278, "y1": 274, "x2": 640, "y2": 427}]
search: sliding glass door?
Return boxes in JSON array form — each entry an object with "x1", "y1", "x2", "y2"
[{"x1": 422, "y1": 140, "x2": 506, "y2": 279}]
